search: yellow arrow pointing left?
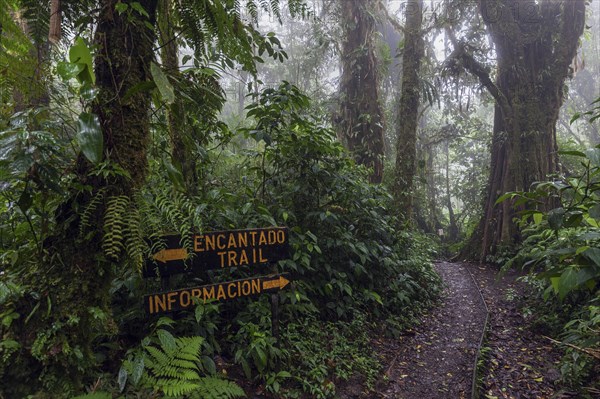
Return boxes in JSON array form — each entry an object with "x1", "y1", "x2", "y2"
[{"x1": 153, "y1": 248, "x2": 188, "y2": 263}]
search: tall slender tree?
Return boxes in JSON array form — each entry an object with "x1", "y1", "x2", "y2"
[
  {"x1": 157, "y1": 0, "x2": 198, "y2": 193},
  {"x1": 337, "y1": 0, "x2": 385, "y2": 183},
  {"x1": 393, "y1": 0, "x2": 424, "y2": 221}
]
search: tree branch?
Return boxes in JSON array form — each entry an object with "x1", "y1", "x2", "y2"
[
  {"x1": 378, "y1": 0, "x2": 405, "y2": 34},
  {"x1": 444, "y1": 28, "x2": 511, "y2": 120}
]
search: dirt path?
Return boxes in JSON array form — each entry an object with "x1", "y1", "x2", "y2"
[
  {"x1": 464, "y1": 263, "x2": 565, "y2": 399},
  {"x1": 378, "y1": 261, "x2": 487, "y2": 398},
  {"x1": 368, "y1": 261, "x2": 568, "y2": 399}
]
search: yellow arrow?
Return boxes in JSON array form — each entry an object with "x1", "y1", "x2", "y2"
[
  {"x1": 262, "y1": 275, "x2": 290, "y2": 290},
  {"x1": 278, "y1": 275, "x2": 290, "y2": 289},
  {"x1": 153, "y1": 248, "x2": 188, "y2": 263}
]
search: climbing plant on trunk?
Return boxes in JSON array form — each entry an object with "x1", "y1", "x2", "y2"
[
  {"x1": 337, "y1": 0, "x2": 385, "y2": 183},
  {"x1": 393, "y1": 0, "x2": 424, "y2": 222}
]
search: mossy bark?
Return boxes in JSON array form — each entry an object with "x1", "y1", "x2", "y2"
[
  {"x1": 461, "y1": 0, "x2": 586, "y2": 260},
  {"x1": 337, "y1": 0, "x2": 385, "y2": 184},
  {"x1": 393, "y1": 0, "x2": 424, "y2": 222},
  {"x1": 4, "y1": 0, "x2": 158, "y2": 395}
]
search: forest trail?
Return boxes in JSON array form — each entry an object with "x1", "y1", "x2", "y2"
[
  {"x1": 370, "y1": 262, "x2": 566, "y2": 399},
  {"x1": 377, "y1": 262, "x2": 487, "y2": 398}
]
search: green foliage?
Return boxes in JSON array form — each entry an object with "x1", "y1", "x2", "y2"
[
  {"x1": 232, "y1": 321, "x2": 286, "y2": 379},
  {"x1": 237, "y1": 82, "x2": 441, "y2": 319},
  {"x1": 571, "y1": 96, "x2": 600, "y2": 125},
  {"x1": 1, "y1": 44, "x2": 441, "y2": 397},
  {"x1": 500, "y1": 148, "x2": 600, "y2": 300},
  {"x1": 174, "y1": 0, "x2": 306, "y2": 74},
  {"x1": 499, "y1": 145, "x2": 600, "y2": 393},
  {"x1": 121, "y1": 328, "x2": 245, "y2": 398},
  {"x1": 281, "y1": 314, "x2": 381, "y2": 398}
]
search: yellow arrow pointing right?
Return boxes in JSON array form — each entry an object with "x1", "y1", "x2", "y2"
[
  {"x1": 278, "y1": 275, "x2": 290, "y2": 289},
  {"x1": 262, "y1": 275, "x2": 290, "y2": 290}
]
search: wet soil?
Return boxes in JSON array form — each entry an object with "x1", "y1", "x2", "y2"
[
  {"x1": 464, "y1": 263, "x2": 567, "y2": 399},
  {"x1": 364, "y1": 262, "x2": 570, "y2": 399},
  {"x1": 374, "y1": 261, "x2": 487, "y2": 398}
]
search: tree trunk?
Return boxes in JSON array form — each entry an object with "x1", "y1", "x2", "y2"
[
  {"x1": 158, "y1": 0, "x2": 197, "y2": 193},
  {"x1": 393, "y1": 0, "x2": 424, "y2": 221},
  {"x1": 337, "y1": 0, "x2": 385, "y2": 183},
  {"x1": 10, "y1": 0, "x2": 158, "y2": 393},
  {"x1": 444, "y1": 141, "x2": 458, "y2": 241},
  {"x1": 460, "y1": 0, "x2": 586, "y2": 260}
]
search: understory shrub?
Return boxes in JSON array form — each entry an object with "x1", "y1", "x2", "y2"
[
  {"x1": 1, "y1": 83, "x2": 442, "y2": 397},
  {"x1": 499, "y1": 146, "x2": 600, "y2": 395}
]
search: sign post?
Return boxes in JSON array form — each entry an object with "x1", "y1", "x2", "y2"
[
  {"x1": 143, "y1": 227, "x2": 290, "y2": 278},
  {"x1": 142, "y1": 227, "x2": 292, "y2": 341},
  {"x1": 144, "y1": 274, "x2": 291, "y2": 315}
]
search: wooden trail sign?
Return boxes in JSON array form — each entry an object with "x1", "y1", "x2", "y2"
[
  {"x1": 143, "y1": 227, "x2": 290, "y2": 278},
  {"x1": 145, "y1": 274, "x2": 291, "y2": 315}
]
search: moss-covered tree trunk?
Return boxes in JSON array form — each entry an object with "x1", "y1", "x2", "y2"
[
  {"x1": 7, "y1": 0, "x2": 158, "y2": 394},
  {"x1": 337, "y1": 0, "x2": 385, "y2": 183},
  {"x1": 459, "y1": 0, "x2": 585, "y2": 260},
  {"x1": 393, "y1": 0, "x2": 424, "y2": 221}
]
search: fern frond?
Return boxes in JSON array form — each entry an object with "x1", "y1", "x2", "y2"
[
  {"x1": 79, "y1": 188, "x2": 105, "y2": 237},
  {"x1": 141, "y1": 332, "x2": 208, "y2": 396},
  {"x1": 161, "y1": 380, "x2": 201, "y2": 396},
  {"x1": 102, "y1": 194, "x2": 129, "y2": 260},
  {"x1": 123, "y1": 200, "x2": 145, "y2": 271},
  {"x1": 189, "y1": 377, "x2": 246, "y2": 399},
  {"x1": 20, "y1": 0, "x2": 50, "y2": 45}
]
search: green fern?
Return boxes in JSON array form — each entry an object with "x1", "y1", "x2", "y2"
[
  {"x1": 102, "y1": 194, "x2": 129, "y2": 260},
  {"x1": 123, "y1": 200, "x2": 145, "y2": 271},
  {"x1": 79, "y1": 188, "x2": 105, "y2": 237},
  {"x1": 189, "y1": 377, "x2": 246, "y2": 399},
  {"x1": 126, "y1": 330, "x2": 245, "y2": 398}
]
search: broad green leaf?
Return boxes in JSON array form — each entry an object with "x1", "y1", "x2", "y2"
[
  {"x1": 115, "y1": 2, "x2": 128, "y2": 14},
  {"x1": 201, "y1": 355, "x2": 216, "y2": 375},
  {"x1": 495, "y1": 192, "x2": 516, "y2": 205},
  {"x1": 559, "y1": 149, "x2": 586, "y2": 157},
  {"x1": 77, "y1": 113, "x2": 103, "y2": 164},
  {"x1": 575, "y1": 245, "x2": 590, "y2": 256},
  {"x1": 69, "y1": 37, "x2": 95, "y2": 84},
  {"x1": 131, "y1": 2, "x2": 149, "y2": 17},
  {"x1": 585, "y1": 217, "x2": 599, "y2": 227},
  {"x1": 131, "y1": 357, "x2": 144, "y2": 385},
  {"x1": 57, "y1": 62, "x2": 84, "y2": 81},
  {"x1": 157, "y1": 329, "x2": 176, "y2": 353},
  {"x1": 17, "y1": 189, "x2": 32, "y2": 212},
  {"x1": 164, "y1": 159, "x2": 184, "y2": 189},
  {"x1": 150, "y1": 62, "x2": 174, "y2": 104},
  {"x1": 80, "y1": 83, "x2": 98, "y2": 102},
  {"x1": 585, "y1": 148, "x2": 600, "y2": 166},
  {"x1": 583, "y1": 247, "x2": 600, "y2": 266},
  {"x1": 156, "y1": 316, "x2": 175, "y2": 327},
  {"x1": 122, "y1": 80, "x2": 156, "y2": 103},
  {"x1": 589, "y1": 204, "x2": 600, "y2": 220},
  {"x1": 532, "y1": 212, "x2": 543, "y2": 225},
  {"x1": 117, "y1": 366, "x2": 128, "y2": 392},
  {"x1": 547, "y1": 208, "x2": 565, "y2": 231},
  {"x1": 558, "y1": 268, "x2": 578, "y2": 299}
]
